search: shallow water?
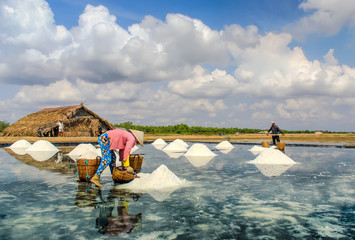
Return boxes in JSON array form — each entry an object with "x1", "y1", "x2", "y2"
[{"x1": 0, "y1": 143, "x2": 354, "y2": 239}]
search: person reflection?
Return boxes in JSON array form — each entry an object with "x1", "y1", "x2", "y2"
[
  {"x1": 96, "y1": 188, "x2": 142, "y2": 236},
  {"x1": 74, "y1": 182, "x2": 101, "y2": 208}
]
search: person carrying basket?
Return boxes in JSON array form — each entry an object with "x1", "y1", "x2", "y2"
[
  {"x1": 266, "y1": 121, "x2": 285, "y2": 146},
  {"x1": 91, "y1": 129, "x2": 144, "y2": 188}
]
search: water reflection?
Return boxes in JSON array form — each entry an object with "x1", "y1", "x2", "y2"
[
  {"x1": 184, "y1": 155, "x2": 215, "y2": 168},
  {"x1": 74, "y1": 183, "x2": 142, "y2": 236},
  {"x1": 96, "y1": 188, "x2": 142, "y2": 236},
  {"x1": 4, "y1": 148, "x2": 76, "y2": 175},
  {"x1": 252, "y1": 163, "x2": 295, "y2": 177}
]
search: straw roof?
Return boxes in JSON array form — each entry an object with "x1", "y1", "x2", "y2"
[{"x1": 3, "y1": 103, "x2": 114, "y2": 137}]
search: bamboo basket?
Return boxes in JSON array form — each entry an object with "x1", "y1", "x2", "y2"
[
  {"x1": 112, "y1": 167, "x2": 137, "y2": 183},
  {"x1": 277, "y1": 142, "x2": 286, "y2": 150},
  {"x1": 76, "y1": 157, "x2": 101, "y2": 182},
  {"x1": 129, "y1": 154, "x2": 143, "y2": 173},
  {"x1": 261, "y1": 141, "x2": 270, "y2": 148}
]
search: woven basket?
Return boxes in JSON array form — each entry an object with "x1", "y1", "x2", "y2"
[
  {"x1": 112, "y1": 167, "x2": 137, "y2": 183},
  {"x1": 277, "y1": 142, "x2": 286, "y2": 150},
  {"x1": 76, "y1": 157, "x2": 101, "y2": 182},
  {"x1": 129, "y1": 154, "x2": 143, "y2": 173},
  {"x1": 261, "y1": 141, "x2": 270, "y2": 148}
]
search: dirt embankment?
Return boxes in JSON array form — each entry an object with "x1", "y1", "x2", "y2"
[{"x1": 1, "y1": 133, "x2": 355, "y2": 144}]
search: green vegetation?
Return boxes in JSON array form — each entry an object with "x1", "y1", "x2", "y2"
[
  {"x1": 0, "y1": 121, "x2": 10, "y2": 132},
  {"x1": 114, "y1": 122, "x2": 333, "y2": 135}
]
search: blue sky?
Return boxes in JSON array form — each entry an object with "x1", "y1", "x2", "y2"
[{"x1": 1, "y1": 0, "x2": 355, "y2": 131}]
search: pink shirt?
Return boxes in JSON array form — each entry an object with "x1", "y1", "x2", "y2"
[{"x1": 107, "y1": 129, "x2": 136, "y2": 161}]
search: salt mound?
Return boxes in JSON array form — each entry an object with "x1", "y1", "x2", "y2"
[
  {"x1": 120, "y1": 164, "x2": 187, "y2": 201},
  {"x1": 215, "y1": 141, "x2": 234, "y2": 150},
  {"x1": 163, "y1": 142, "x2": 187, "y2": 152},
  {"x1": 184, "y1": 143, "x2": 216, "y2": 157},
  {"x1": 69, "y1": 144, "x2": 97, "y2": 157},
  {"x1": 9, "y1": 139, "x2": 32, "y2": 149},
  {"x1": 249, "y1": 146, "x2": 267, "y2": 156},
  {"x1": 172, "y1": 139, "x2": 188, "y2": 148},
  {"x1": 78, "y1": 151, "x2": 100, "y2": 159},
  {"x1": 26, "y1": 140, "x2": 59, "y2": 153},
  {"x1": 152, "y1": 138, "x2": 167, "y2": 145},
  {"x1": 248, "y1": 148, "x2": 296, "y2": 165}
]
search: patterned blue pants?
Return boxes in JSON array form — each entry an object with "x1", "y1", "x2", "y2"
[{"x1": 95, "y1": 133, "x2": 116, "y2": 177}]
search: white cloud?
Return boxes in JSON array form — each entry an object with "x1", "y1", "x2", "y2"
[
  {"x1": 285, "y1": 0, "x2": 355, "y2": 40},
  {"x1": 168, "y1": 66, "x2": 238, "y2": 98}
]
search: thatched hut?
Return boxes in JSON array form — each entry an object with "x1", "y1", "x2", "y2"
[{"x1": 3, "y1": 104, "x2": 114, "y2": 137}]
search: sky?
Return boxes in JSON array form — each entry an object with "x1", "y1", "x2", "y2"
[{"x1": 1, "y1": 0, "x2": 355, "y2": 131}]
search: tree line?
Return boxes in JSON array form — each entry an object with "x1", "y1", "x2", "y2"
[
  {"x1": 0, "y1": 120, "x2": 351, "y2": 134},
  {"x1": 113, "y1": 121, "x2": 335, "y2": 135}
]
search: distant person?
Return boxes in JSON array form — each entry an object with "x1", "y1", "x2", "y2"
[
  {"x1": 56, "y1": 121, "x2": 64, "y2": 137},
  {"x1": 266, "y1": 121, "x2": 284, "y2": 146},
  {"x1": 91, "y1": 129, "x2": 144, "y2": 188}
]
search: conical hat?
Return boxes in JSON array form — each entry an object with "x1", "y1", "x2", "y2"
[{"x1": 129, "y1": 129, "x2": 144, "y2": 146}]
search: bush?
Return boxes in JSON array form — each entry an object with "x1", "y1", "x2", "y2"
[{"x1": 0, "y1": 121, "x2": 10, "y2": 132}]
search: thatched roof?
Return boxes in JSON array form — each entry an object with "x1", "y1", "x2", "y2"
[{"x1": 3, "y1": 103, "x2": 114, "y2": 137}]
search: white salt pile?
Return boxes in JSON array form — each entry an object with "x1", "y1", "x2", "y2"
[
  {"x1": 184, "y1": 143, "x2": 216, "y2": 168},
  {"x1": 163, "y1": 141, "x2": 188, "y2": 152},
  {"x1": 24, "y1": 140, "x2": 59, "y2": 161},
  {"x1": 248, "y1": 148, "x2": 296, "y2": 165},
  {"x1": 215, "y1": 141, "x2": 234, "y2": 150},
  {"x1": 248, "y1": 145, "x2": 267, "y2": 156},
  {"x1": 152, "y1": 138, "x2": 167, "y2": 145},
  {"x1": 184, "y1": 143, "x2": 217, "y2": 157},
  {"x1": 119, "y1": 164, "x2": 188, "y2": 201},
  {"x1": 172, "y1": 139, "x2": 189, "y2": 148},
  {"x1": 68, "y1": 143, "x2": 97, "y2": 161},
  {"x1": 152, "y1": 138, "x2": 167, "y2": 150},
  {"x1": 8, "y1": 139, "x2": 32, "y2": 155},
  {"x1": 78, "y1": 151, "x2": 100, "y2": 159},
  {"x1": 26, "y1": 140, "x2": 59, "y2": 153},
  {"x1": 9, "y1": 139, "x2": 32, "y2": 149}
]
